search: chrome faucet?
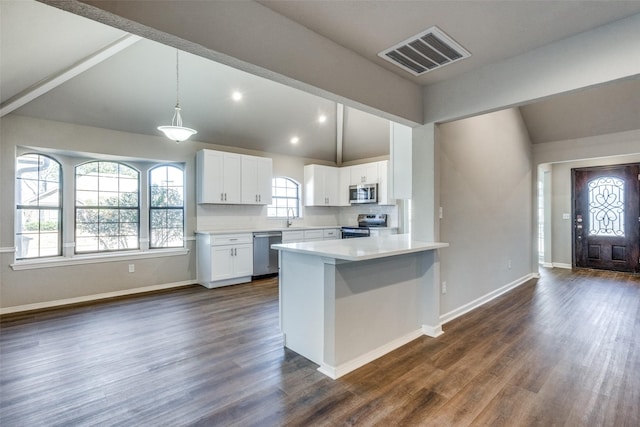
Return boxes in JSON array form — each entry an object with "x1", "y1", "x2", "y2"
[{"x1": 286, "y1": 208, "x2": 296, "y2": 227}]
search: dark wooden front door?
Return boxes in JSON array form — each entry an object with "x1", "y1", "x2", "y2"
[{"x1": 573, "y1": 163, "x2": 640, "y2": 273}]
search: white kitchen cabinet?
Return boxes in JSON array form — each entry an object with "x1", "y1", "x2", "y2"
[
  {"x1": 196, "y1": 233, "x2": 253, "y2": 288},
  {"x1": 322, "y1": 228, "x2": 340, "y2": 240},
  {"x1": 303, "y1": 229, "x2": 324, "y2": 241},
  {"x1": 196, "y1": 149, "x2": 241, "y2": 204},
  {"x1": 241, "y1": 155, "x2": 272, "y2": 205},
  {"x1": 350, "y1": 163, "x2": 379, "y2": 185},
  {"x1": 282, "y1": 230, "x2": 304, "y2": 243},
  {"x1": 304, "y1": 164, "x2": 339, "y2": 206},
  {"x1": 390, "y1": 122, "x2": 412, "y2": 200},
  {"x1": 338, "y1": 167, "x2": 351, "y2": 206},
  {"x1": 376, "y1": 160, "x2": 395, "y2": 205}
]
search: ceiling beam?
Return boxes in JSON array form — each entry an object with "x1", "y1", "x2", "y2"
[{"x1": 0, "y1": 33, "x2": 141, "y2": 117}]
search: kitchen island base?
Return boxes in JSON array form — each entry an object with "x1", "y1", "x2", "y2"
[{"x1": 277, "y1": 238, "x2": 446, "y2": 379}]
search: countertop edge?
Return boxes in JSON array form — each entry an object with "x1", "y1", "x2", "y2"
[{"x1": 272, "y1": 237, "x2": 449, "y2": 262}]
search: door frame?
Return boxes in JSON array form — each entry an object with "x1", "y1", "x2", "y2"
[{"x1": 571, "y1": 163, "x2": 640, "y2": 273}]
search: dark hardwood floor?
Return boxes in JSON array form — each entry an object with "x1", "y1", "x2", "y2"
[{"x1": 1, "y1": 268, "x2": 639, "y2": 426}]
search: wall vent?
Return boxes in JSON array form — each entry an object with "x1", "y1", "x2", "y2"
[{"x1": 378, "y1": 26, "x2": 470, "y2": 76}]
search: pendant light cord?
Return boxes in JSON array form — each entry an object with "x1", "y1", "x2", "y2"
[{"x1": 175, "y1": 49, "x2": 180, "y2": 108}]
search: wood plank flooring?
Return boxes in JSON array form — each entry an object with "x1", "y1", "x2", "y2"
[{"x1": 1, "y1": 268, "x2": 639, "y2": 426}]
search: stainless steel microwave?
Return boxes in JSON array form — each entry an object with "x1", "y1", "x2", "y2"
[{"x1": 349, "y1": 184, "x2": 377, "y2": 204}]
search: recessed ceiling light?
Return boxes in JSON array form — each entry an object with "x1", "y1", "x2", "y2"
[
  {"x1": 232, "y1": 91, "x2": 243, "y2": 101},
  {"x1": 290, "y1": 136, "x2": 299, "y2": 144},
  {"x1": 318, "y1": 114, "x2": 327, "y2": 123}
]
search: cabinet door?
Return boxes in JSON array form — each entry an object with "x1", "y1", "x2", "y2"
[
  {"x1": 350, "y1": 164, "x2": 365, "y2": 185},
  {"x1": 304, "y1": 165, "x2": 324, "y2": 206},
  {"x1": 211, "y1": 245, "x2": 234, "y2": 281},
  {"x1": 241, "y1": 156, "x2": 259, "y2": 204},
  {"x1": 338, "y1": 167, "x2": 351, "y2": 206},
  {"x1": 324, "y1": 166, "x2": 339, "y2": 205},
  {"x1": 377, "y1": 160, "x2": 395, "y2": 205},
  {"x1": 223, "y1": 153, "x2": 241, "y2": 204},
  {"x1": 198, "y1": 150, "x2": 224, "y2": 203},
  {"x1": 256, "y1": 157, "x2": 272, "y2": 205},
  {"x1": 233, "y1": 244, "x2": 253, "y2": 277},
  {"x1": 364, "y1": 163, "x2": 379, "y2": 184}
]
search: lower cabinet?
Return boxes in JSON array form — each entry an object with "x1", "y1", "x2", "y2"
[{"x1": 197, "y1": 233, "x2": 253, "y2": 288}]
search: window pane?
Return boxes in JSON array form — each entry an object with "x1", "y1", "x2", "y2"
[
  {"x1": 76, "y1": 175, "x2": 98, "y2": 191},
  {"x1": 76, "y1": 190, "x2": 97, "y2": 206},
  {"x1": 119, "y1": 192, "x2": 138, "y2": 207},
  {"x1": 99, "y1": 191, "x2": 119, "y2": 206},
  {"x1": 588, "y1": 176, "x2": 625, "y2": 237},
  {"x1": 16, "y1": 154, "x2": 62, "y2": 259},
  {"x1": 149, "y1": 165, "x2": 184, "y2": 249}
]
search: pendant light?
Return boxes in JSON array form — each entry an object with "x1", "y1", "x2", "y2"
[{"x1": 158, "y1": 49, "x2": 197, "y2": 143}]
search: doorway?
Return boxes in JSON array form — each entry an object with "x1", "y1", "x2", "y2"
[{"x1": 572, "y1": 163, "x2": 640, "y2": 273}]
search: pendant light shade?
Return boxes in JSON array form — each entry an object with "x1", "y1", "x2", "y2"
[{"x1": 158, "y1": 49, "x2": 197, "y2": 143}]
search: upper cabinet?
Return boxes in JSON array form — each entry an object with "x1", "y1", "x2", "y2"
[
  {"x1": 197, "y1": 149, "x2": 272, "y2": 205},
  {"x1": 197, "y1": 150, "x2": 241, "y2": 204},
  {"x1": 304, "y1": 161, "x2": 394, "y2": 207},
  {"x1": 241, "y1": 155, "x2": 273, "y2": 205},
  {"x1": 304, "y1": 164, "x2": 339, "y2": 206},
  {"x1": 349, "y1": 163, "x2": 379, "y2": 185}
]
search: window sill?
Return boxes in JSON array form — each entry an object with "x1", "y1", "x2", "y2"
[{"x1": 10, "y1": 248, "x2": 190, "y2": 271}]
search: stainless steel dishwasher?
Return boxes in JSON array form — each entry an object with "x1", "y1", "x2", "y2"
[{"x1": 252, "y1": 231, "x2": 282, "y2": 277}]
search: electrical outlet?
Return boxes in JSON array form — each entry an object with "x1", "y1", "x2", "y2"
[
  {"x1": 128, "y1": 264, "x2": 135, "y2": 273},
  {"x1": 507, "y1": 259, "x2": 512, "y2": 270},
  {"x1": 441, "y1": 281, "x2": 447, "y2": 294}
]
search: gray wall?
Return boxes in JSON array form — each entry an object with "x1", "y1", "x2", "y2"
[{"x1": 438, "y1": 108, "x2": 533, "y2": 316}]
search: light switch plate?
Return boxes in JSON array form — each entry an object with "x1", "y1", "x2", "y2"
[{"x1": 562, "y1": 213, "x2": 570, "y2": 220}]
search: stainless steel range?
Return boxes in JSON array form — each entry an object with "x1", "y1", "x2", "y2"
[{"x1": 341, "y1": 214, "x2": 388, "y2": 239}]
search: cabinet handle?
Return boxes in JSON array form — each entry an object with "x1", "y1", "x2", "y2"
[
  {"x1": 234, "y1": 248, "x2": 237, "y2": 256},
  {"x1": 221, "y1": 192, "x2": 224, "y2": 201},
  {"x1": 230, "y1": 248, "x2": 234, "y2": 256},
  {"x1": 255, "y1": 195, "x2": 258, "y2": 202},
  {"x1": 258, "y1": 194, "x2": 261, "y2": 202},
  {"x1": 224, "y1": 193, "x2": 227, "y2": 201}
]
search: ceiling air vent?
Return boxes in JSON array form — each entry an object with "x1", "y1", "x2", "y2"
[{"x1": 378, "y1": 26, "x2": 470, "y2": 76}]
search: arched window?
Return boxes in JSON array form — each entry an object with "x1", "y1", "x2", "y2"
[
  {"x1": 75, "y1": 161, "x2": 139, "y2": 253},
  {"x1": 267, "y1": 177, "x2": 300, "y2": 218},
  {"x1": 16, "y1": 154, "x2": 62, "y2": 259},
  {"x1": 149, "y1": 165, "x2": 185, "y2": 248}
]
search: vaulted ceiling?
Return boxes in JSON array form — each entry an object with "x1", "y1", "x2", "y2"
[{"x1": 1, "y1": 1, "x2": 639, "y2": 161}]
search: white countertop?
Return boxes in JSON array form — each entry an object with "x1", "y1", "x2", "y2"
[
  {"x1": 272, "y1": 234, "x2": 448, "y2": 261},
  {"x1": 195, "y1": 226, "x2": 397, "y2": 235}
]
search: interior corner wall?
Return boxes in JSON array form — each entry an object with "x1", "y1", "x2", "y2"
[{"x1": 438, "y1": 108, "x2": 533, "y2": 317}]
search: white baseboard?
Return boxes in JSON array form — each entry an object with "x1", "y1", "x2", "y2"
[
  {"x1": 439, "y1": 273, "x2": 536, "y2": 325},
  {"x1": 552, "y1": 262, "x2": 572, "y2": 269},
  {"x1": 0, "y1": 280, "x2": 195, "y2": 315},
  {"x1": 542, "y1": 262, "x2": 554, "y2": 268},
  {"x1": 317, "y1": 328, "x2": 425, "y2": 379},
  {"x1": 422, "y1": 324, "x2": 444, "y2": 337}
]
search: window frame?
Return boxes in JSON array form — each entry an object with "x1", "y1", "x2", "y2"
[
  {"x1": 149, "y1": 164, "x2": 185, "y2": 249},
  {"x1": 74, "y1": 160, "x2": 141, "y2": 254},
  {"x1": 15, "y1": 153, "x2": 63, "y2": 260},
  {"x1": 267, "y1": 176, "x2": 301, "y2": 219}
]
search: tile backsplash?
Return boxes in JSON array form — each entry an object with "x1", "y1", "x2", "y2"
[{"x1": 196, "y1": 203, "x2": 398, "y2": 231}]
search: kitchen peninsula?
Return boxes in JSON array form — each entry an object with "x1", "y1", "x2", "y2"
[{"x1": 272, "y1": 234, "x2": 448, "y2": 379}]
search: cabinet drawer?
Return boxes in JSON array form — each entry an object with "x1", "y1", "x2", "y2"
[
  {"x1": 303, "y1": 229, "x2": 324, "y2": 241},
  {"x1": 210, "y1": 233, "x2": 253, "y2": 246},
  {"x1": 323, "y1": 229, "x2": 340, "y2": 239},
  {"x1": 282, "y1": 230, "x2": 304, "y2": 243}
]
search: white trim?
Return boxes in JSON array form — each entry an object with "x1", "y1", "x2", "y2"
[
  {"x1": 542, "y1": 262, "x2": 554, "y2": 268},
  {"x1": 440, "y1": 273, "x2": 536, "y2": 325},
  {"x1": 0, "y1": 246, "x2": 16, "y2": 254},
  {"x1": 422, "y1": 324, "x2": 444, "y2": 337},
  {"x1": 317, "y1": 329, "x2": 424, "y2": 379},
  {"x1": 552, "y1": 262, "x2": 572, "y2": 269},
  {"x1": 10, "y1": 248, "x2": 189, "y2": 271},
  {"x1": 0, "y1": 280, "x2": 195, "y2": 315},
  {"x1": 63, "y1": 242, "x2": 76, "y2": 248}
]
